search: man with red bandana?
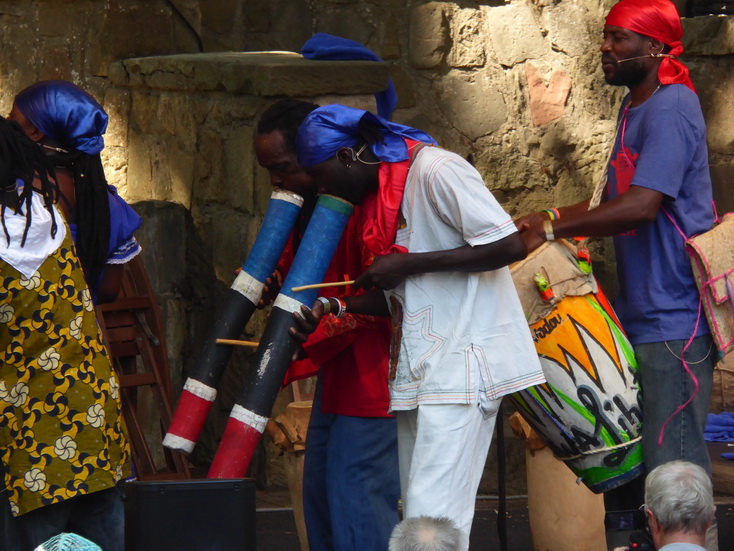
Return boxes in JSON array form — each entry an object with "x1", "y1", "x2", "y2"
[{"x1": 518, "y1": 1, "x2": 716, "y2": 544}]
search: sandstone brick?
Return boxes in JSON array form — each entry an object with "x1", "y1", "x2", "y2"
[
  {"x1": 409, "y1": 2, "x2": 451, "y2": 69},
  {"x1": 434, "y1": 70, "x2": 507, "y2": 140},
  {"x1": 448, "y1": 7, "x2": 486, "y2": 68},
  {"x1": 103, "y1": 88, "x2": 131, "y2": 147},
  {"x1": 541, "y1": 2, "x2": 593, "y2": 57},
  {"x1": 683, "y1": 15, "x2": 734, "y2": 56},
  {"x1": 485, "y1": 4, "x2": 547, "y2": 67}
]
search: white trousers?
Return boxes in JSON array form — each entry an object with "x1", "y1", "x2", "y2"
[{"x1": 396, "y1": 399, "x2": 502, "y2": 551}]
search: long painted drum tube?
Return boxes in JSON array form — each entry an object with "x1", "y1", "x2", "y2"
[
  {"x1": 509, "y1": 239, "x2": 644, "y2": 493},
  {"x1": 208, "y1": 194, "x2": 354, "y2": 479},
  {"x1": 163, "y1": 189, "x2": 304, "y2": 454}
]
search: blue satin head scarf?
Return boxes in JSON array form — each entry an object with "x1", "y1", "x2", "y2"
[
  {"x1": 14, "y1": 80, "x2": 108, "y2": 155},
  {"x1": 301, "y1": 33, "x2": 398, "y2": 121},
  {"x1": 296, "y1": 104, "x2": 437, "y2": 169}
]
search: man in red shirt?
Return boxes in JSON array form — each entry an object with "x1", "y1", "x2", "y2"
[{"x1": 255, "y1": 99, "x2": 399, "y2": 551}]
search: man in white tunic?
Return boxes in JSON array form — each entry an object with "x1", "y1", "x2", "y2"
[{"x1": 293, "y1": 105, "x2": 545, "y2": 548}]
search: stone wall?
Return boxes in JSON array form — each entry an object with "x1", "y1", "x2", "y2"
[{"x1": 1, "y1": 0, "x2": 733, "y2": 494}]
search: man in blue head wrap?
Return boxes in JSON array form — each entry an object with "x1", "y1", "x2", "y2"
[
  {"x1": 293, "y1": 105, "x2": 545, "y2": 549},
  {"x1": 255, "y1": 99, "x2": 402, "y2": 551},
  {"x1": 9, "y1": 80, "x2": 142, "y2": 304}
]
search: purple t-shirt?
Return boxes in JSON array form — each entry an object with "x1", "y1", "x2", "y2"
[{"x1": 606, "y1": 84, "x2": 713, "y2": 345}]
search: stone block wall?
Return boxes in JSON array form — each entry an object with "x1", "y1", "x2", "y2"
[{"x1": 1, "y1": 0, "x2": 733, "y2": 494}]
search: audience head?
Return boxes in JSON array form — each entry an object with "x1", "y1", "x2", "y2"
[
  {"x1": 388, "y1": 516, "x2": 463, "y2": 551},
  {"x1": 644, "y1": 460, "x2": 715, "y2": 547}
]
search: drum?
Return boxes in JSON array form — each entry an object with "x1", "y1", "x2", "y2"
[{"x1": 510, "y1": 239, "x2": 643, "y2": 493}]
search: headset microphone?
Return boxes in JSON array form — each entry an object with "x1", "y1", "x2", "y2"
[{"x1": 616, "y1": 53, "x2": 674, "y2": 64}]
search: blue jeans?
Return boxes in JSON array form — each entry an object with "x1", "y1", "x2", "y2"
[
  {"x1": 303, "y1": 380, "x2": 400, "y2": 551},
  {"x1": 636, "y1": 335, "x2": 715, "y2": 474},
  {"x1": 1, "y1": 484, "x2": 124, "y2": 551}
]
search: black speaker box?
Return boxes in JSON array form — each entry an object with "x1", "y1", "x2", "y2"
[{"x1": 124, "y1": 478, "x2": 256, "y2": 551}]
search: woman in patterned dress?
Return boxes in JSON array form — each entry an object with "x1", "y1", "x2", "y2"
[{"x1": 0, "y1": 116, "x2": 129, "y2": 551}]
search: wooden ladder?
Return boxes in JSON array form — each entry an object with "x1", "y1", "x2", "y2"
[{"x1": 96, "y1": 256, "x2": 191, "y2": 480}]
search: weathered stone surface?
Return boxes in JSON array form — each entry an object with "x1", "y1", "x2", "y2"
[
  {"x1": 434, "y1": 70, "x2": 507, "y2": 140},
  {"x1": 5, "y1": 0, "x2": 734, "y2": 498},
  {"x1": 409, "y1": 2, "x2": 451, "y2": 69},
  {"x1": 118, "y1": 53, "x2": 390, "y2": 97},
  {"x1": 526, "y1": 63, "x2": 572, "y2": 127},
  {"x1": 541, "y1": 1, "x2": 594, "y2": 57},
  {"x1": 683, "y1": 15, "x2": 734, "y2": 56},
  {"x1": 485, "y1": 4, "x2": 547, "y2": 67},
  {"x1": 103, "y1": 88, "x2": 131, "y2": 148},
  {"x1": 447, "y1": 8, "x2": 486, "y2": 68},
  {"x1": 200, "y1": 1, "x2": 235, "y2": 35}
]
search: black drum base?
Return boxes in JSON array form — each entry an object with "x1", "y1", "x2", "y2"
[{"x1": 124, "y1": 478, "x2": 256, "y2": 551}]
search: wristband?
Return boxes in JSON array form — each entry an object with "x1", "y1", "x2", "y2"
[
  {"x1": 316, "y1": 296, "x2": 331, "y2": 315},
  {"x1": 543, "y1": 220, "x2": 555, "y2": 242},
  {"x1": 328, "y1": 297, "x2": 342, "y2": 318},
  {"x1": 334, "y1": 298, "x2": 347, "y2": 318},
  {"x1": 542, "y1": 208, "x2": 561, "y2": 221}
]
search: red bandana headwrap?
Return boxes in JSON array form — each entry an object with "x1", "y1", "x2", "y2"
[{"x1": 605, "y1": 0, "x2": 695, "y2": 93}]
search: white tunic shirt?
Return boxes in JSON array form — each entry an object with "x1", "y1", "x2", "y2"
[{"x1": 386, "y1": 147, "x2": 545, "y2": 411}]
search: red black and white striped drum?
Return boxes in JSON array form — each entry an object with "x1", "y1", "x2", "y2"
[
  {"x1": 163, "y1": 189, "x2": 303, "y2": 455},
  {"x1": 510, "y1": 239, "x2": 643, "y2": 493}
]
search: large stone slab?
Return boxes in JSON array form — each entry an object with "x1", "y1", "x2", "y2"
[
  {"x1": 110, "y1": 52, "x2": 390, "y2": 97},
  {"x1": 485, "y1": 4, "x2": 547, "y2": 67}
]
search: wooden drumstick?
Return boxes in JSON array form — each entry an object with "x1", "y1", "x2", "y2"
[
  {"x1": 291, "y1": 280, "x2": 355, "y2": 292},
  {"x1": 215, "y1": 338, "x2": 260, "y2": 348}
]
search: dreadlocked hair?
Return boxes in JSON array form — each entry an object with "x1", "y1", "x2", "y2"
[
  {"x1": 45, "y1": 149, "x2": 110, "y2": 286},
  {"x1": 0, "y1": 117, "x2": 58, "y2": 246}
]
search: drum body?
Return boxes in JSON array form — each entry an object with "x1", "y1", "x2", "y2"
[{"x1": 510, "y1": 240, "x2": 643, "y2": 493}]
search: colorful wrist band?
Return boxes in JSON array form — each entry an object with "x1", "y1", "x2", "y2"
[{"x1": 542, "y1": 208, "x2": 561, "y2": 221}]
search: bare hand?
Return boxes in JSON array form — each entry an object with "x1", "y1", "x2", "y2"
[
  {"x1": 288, "y1": 299, "x2": 326, "y2": 360},
  {"x1": 519, "y1": 219, "x2": 547, "y2": 254},
  {"x1": 514, "y1": 211, "x2": 546, "y2": 233},
  {"x1": 257, "y1": 270, "x2": 282, "y2": 309},
  {"x1": 354, "y1": 253, "x2": 411, "y2": 291}
]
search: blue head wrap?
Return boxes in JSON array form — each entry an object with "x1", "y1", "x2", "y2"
[
  {"x1": 296, "y1": 105, "x2": 437, "y2": 169},
  {"x1": 301, "y1": 33, "x2": 398, "y2": 120},
  {"x1": 14, "y1": 80, "x2": 108, "y2": 155}
]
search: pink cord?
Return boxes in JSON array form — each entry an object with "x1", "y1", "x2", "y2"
[{"x1": 656, "y1": 297, "x2": 703, "y2": 446}]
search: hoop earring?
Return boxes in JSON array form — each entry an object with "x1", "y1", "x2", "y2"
[{"x1": 353, "y1": 143, "x2": 381, "y2": 166}]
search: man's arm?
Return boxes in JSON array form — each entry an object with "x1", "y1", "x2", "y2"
[
  {"x1": 289, "y1": 289, "x2": 389, "y2": 346},
  {"x1": 354, "y1": 232, "x2": 527, "y2": 290},
  {"x1": 520, "y1": 186, "x2": 664, "y2": 252}
]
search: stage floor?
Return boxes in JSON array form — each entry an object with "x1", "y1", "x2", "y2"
[
  {"x1": 255, "y1": 443, "x2": 734, "y2": 550},
  {"x1": 256, "y1": 494, "x2": 734, "y2": 551}
]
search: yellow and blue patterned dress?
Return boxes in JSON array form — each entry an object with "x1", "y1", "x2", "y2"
[{"x1": 0, "y1": 228, "x2": 129, "y2": 516}]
